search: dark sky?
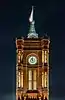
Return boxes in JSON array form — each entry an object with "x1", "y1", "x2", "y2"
[{"x1": 0, "y1": 0, "x2": 65, "y2": 100}]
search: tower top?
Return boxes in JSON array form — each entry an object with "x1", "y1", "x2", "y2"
[
  {"x1": 29, "y1": 6, "x2": 34, "y2": 23},
  {"x1": 27, "y1": 6, "x2": 38, "y2": 38}
]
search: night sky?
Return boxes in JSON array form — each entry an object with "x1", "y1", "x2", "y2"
[{"x1": 0, "y1": 0, "x2": 65, "y2": 100}]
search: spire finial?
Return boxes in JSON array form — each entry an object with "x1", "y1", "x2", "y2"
[
  {"x1": 29, "y1": 6, "x2": 34, "y2": 22},
  {"x1": 27, "y1": 6, "x2": 38, "y2": 38}
]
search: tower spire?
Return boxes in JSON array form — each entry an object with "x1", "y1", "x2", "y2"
[
  {"x1": 27, "y1": 6, "x2": 38, "y2": 38},
  {"x1": 29, "y1": 6, "x2": 34, "y2": 22}
]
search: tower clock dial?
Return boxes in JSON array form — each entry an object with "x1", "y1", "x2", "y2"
[{"x1": 28, "y1": 56, "x2": 37, "y2": 65}]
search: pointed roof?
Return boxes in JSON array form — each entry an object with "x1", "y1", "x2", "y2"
[{"x1": 27, "y1": 6, "x2": 38, "y2": 38}]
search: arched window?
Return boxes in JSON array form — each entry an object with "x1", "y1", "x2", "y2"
[
  {"x1": 28, "y1": 70, "x2": 32, "y2": 90},
  {"x1": 33, "y1": 70, "x2": 37, "y2": 90}
]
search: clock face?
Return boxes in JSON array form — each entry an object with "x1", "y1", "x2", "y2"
[{"x1": 28, "y1": 56, "x2": 37, "y2": 65}]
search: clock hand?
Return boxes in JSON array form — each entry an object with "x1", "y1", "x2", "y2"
[{"x1": 31, "y1": 57, "x2": 33, "y2": 61}]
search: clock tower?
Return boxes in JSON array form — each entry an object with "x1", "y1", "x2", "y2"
[{"x1": 16, "y1": 7, "x2": 50, "y2": 100}]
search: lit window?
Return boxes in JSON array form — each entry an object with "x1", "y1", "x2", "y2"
[
  {"x1": 18, "y1": 72, "x2": 20, "y2": 87},
  {"x1": 42, "y1": 50, "x2": 44, "y2": 63},
  {"x1": 21, "y1": 55, "x2": 23, "y2": 61},
  {"x1": 48, "y1": 51, "x2": 49, "y2": 64},
  {"x1": 42, "y1": 72, "x2": 44, "y2": 88},
  {"x1": 16, "y1": 71, "x2": 18, "y2": 88},
  {"x1": 33, "y1": 70, "x2": 36, "y2": 80},
  {"x1": 29, "y1": 81, "x2": 32, "y2": 90},
  {"x1": 45, "y1": 51, "x2": 47, "y2": 63},
  {"x1": 28, "y1": 70, "x2": 37, "y2": 90},
  {"x1": 33, "y1": 81, "x2": 36, "y2": 90},
  {"x1": 28, "y1": 70, "x2": 32, "y2": 90},
  {"x1": 33, "y1": 70, "x2": 37, "y2": 90},
  {"x1": 45, "y1": 72, "x2": 47, "y2": 87},
  {"x1": 18, "y1": 55, "x2": 20, "y2": 63},
  {"x1": 21, "y1": 71, "x2": 23, "y2": 88}
]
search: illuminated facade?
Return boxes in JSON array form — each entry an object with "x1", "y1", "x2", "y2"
[{"x1": 16, "y1": 7, "x2": 50, "y2": 100}]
